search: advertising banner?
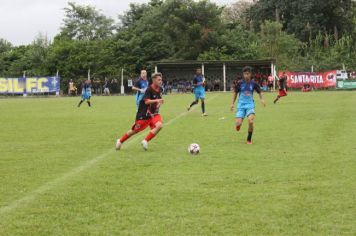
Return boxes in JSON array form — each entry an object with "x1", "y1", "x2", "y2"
[
  {"x1": 336, "y1": 79, "x2": 356, "y2": 90},
  {"x1": 279, "y1": 71, "x2": 337, "y2": 88},
  {"x1": 0, "y1": 77, "x2": 60, "y2": 94}
]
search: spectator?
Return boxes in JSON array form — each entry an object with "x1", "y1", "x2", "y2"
[
  {"x1": 93, "y1": 78, "x2": 101, "y2": 94},
  {"x1": 186, "y1": 81, "x2": 192, "y2": 93},
  {"x1": 268, "y1": 74, "x2": 274, "y2": 92},
  {"x1": 255, "y1": 71, "x2": 261, "y2": 81},
  {"x1": 167, "y1": 82, "x2": 172, "y2": 94},
  {"x1": 68, "y1": 79, "x2": 77, "y2": 96},
  {"x1": 111, "y1": 79, "x2": 119, "y2": 93},
  {"x1": 302, "y1": 84, "x2": 311, "y2": 92},
  {"x1": 103, "y1": 78, "x2": 110, "y2": 96},
  {"x1": 262, "y1": 79, "x2": 268, "y2": 91},
  {"x1": 213, "y1": 79, "x2": 220, "y2": 91}
]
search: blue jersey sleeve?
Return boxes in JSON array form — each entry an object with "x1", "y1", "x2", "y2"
[
  {"x1": 234, "y1": 80, "x2": 242, "y2": 93},
  {"x1": 253, "y1": 82, "x2": 262, "y2": 94},
  {"x1": 134, "y1": 79, "x2": 141, "y2": 89},
  {"x1": 193, "y1": 77, "x2": 198, "y2": 85}
]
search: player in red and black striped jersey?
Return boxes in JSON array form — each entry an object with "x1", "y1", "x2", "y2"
[
  {"x1": 116, "y1": 73, "x2": 164, "y2": 151},
  {"x1": 274, "y1": 72, "x2": 288, "y2": 104}
]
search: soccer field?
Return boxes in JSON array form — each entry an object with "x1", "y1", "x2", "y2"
[{"x1": 0, "y1": 91, "x2": 355, "y2": 235}]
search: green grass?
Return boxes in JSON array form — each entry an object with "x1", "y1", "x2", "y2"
[{"x1": 0, "y1": 91, "x2": 355, "y2": 235}]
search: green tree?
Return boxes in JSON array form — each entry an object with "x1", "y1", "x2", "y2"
[
  {"x1": 59, "y1": 2, "x2": 115, "y2": 40},
  {"x1": 199, "y1": 26, "x2": 261, "y2": 60},
  {"x1": 259, "y1": 21, "x2": 303, "y2": 70},
  {"x1": 248, "y1": 0, "x2": 355, "y2": 42},
  {"x1": 159, "y1": 0, "x2": 224, "y2": 59},
  {"x1": 112, "y1": 0, "x2": 225, "y2": 74},
  {"x1": 0, "y1": 39, "x2": 13, "y2": 75},
  {"x1": 0, "y1": 38, "x2": 12, "y2": 54}
]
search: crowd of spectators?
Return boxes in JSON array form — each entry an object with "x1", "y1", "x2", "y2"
[
  {"x1": 68, "y1": 78, "x2": 120, "y2": 96},
  {"x1": 230, "y1": 72, "x2": 275, "y2": 92},
  {"x1": 162, "y1": 79, "x2": 225, "y2": 94},
  {"x1": 67, "y1": 71, "x2": 276, "y2": 96}
]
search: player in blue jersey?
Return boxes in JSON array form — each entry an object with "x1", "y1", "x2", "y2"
[
  {"x1": 231, "y1": 66, "x2": 266, "y2": 144},
  {"x1": 187, "y1": 68, "x2": 207, "y2": 116},
  {"x1": 132, "y1": 70, "x2": 149, "y2": 109},
  {"x1": 78, "y1": 79, "x2": 92, "y2": 107}
]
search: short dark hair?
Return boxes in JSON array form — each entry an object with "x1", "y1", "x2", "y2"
[
  {"x1": 242, "y1": 66, "x2": 253, "y2": 73},
  {"x1": 152, "y1": 72, "x2": 162, "y2": 79}
]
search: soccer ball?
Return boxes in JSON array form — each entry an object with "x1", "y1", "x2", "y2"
[{"x1": 188, "y1": 143, "x2": 200, "y2": 155}]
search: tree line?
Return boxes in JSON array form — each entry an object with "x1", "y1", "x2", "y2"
[{"x1": 0, "y1": 0, "x2": 355, "y2": 87}]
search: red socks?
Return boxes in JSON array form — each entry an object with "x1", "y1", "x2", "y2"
[
  {"x1": 145, "y1": 132, "x2": 156, "y2": 142},
  {"x1": 120, "y1": 132, "x2": 156, "y2": 143},
  {"x1": 120, "y1": 133, "x2": 129, "y2": 143}
]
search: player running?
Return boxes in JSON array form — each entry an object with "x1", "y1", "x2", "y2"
[
  {"x1": 132, "y1": 69, "x2": 149, "y2": 109},
  {"x1": 187, "y1": 68, "x2": 207, "y2": 116},
  {"x1": 116, "y1": 73, "x2": 164, "y2": 151},
  {"x1": 274, "y1": 72, "x2": 288, "y2": 104},
  {"x1": 77, "y1": 79, "x2": 92, "y2": 107},
  {"x1": 230, "y1": 66, "x2": 266, "y2": 145}
]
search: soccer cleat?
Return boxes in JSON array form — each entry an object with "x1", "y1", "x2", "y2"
[
  {"x1": 115, "y1": 139, "x2": 122, "y2": 150},
  {"x1": 247, "y1": 141, "x2": 253, "y2": 145},
  {"x1": 187, "y1": 106, "x2": 191, "y2": 111},
  {"x1": 141, "y1": 140, "x2": 148, "y2": 151},
  {"x1": 202, "y1": 113, "x2": 208, "y2": 117}
]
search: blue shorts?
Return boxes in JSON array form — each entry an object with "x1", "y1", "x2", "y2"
[
  {"x1": 236, "y1": 104, "x2": 255, "y2": 119},
  {"x1": 82, "y1": 93, "x2": 91, "y2": 100},
  {"x1": 194, "y1": 87, "x2": 205, "y2": 100}
]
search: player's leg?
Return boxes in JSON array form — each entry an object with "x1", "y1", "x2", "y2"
[
  {"x1": 273, "y1": 95, "x2": 280, "y2": 104},
  {"x1": 235, "y1": 118, "x2": 243, "y2": 131},
  {"x1": 78, "y1": 93, "x2": 87, "y2": 107},
  {"x1": 274, "y1": 89, "x2": 287, "y2": 104},
  {"x1": 78, "y1": 99, "x2": 84, "y2": 107},
  {"x1": 200, "y1": 89, "x2": 207, "y2": 116},
  {"x1": 116, "y1": 120, "x2": 148, "y2": 150},
  {"x1": 188, "y1": 99, "x2": 199, "y2": 111},
  {"x1": 144, "y1": 121, "x2": 163, "y2": 143},
  {"x1": 188, "y1": 88, "x2": 201, "y2": 111},
  {"x1": 201, "y1": 98, "x2": 205, "y2": 113},
  {"x1": 141, "y1": 115, "x2": 163, "y2": 150},
  {"x1": 119, "y1": 129, "x2": 136, "y2": 142},
  {"x1": 246, "y1": 113, "x2": 255, "y2": 144},
  {"x1": 87, "y1": 97, "x2": 91, "y2": 107},
  {"x1": 201, "y1": 97, "x2": 207, "y2": 116},
  {"x1": 235, "y1": 108, "x2": 246, "y2": 131}
]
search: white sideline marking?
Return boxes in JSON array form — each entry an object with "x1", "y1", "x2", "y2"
[{"x1": 0, "y1": 94, "x2": 220, "y2": 217}]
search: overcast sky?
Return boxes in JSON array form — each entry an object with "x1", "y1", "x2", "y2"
[{"x1": 0, "y1": 0, "x2": 238, "y2": 46}]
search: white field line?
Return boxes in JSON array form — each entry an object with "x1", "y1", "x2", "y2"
[{"x1": 0, "y1": 94, "x2": 220, "y2": 217}]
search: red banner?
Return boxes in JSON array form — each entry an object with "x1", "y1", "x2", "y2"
[{"x1": 279, "y1": 71, "x2": 337, "y2": 88}]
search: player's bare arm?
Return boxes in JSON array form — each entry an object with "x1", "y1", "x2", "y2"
[
  {"x1": 133, "y1": 86, "x2": 146, "y2": 93},
  {"x1": 231, "y1": 92, "x2": 237, "y2": 111},
  {"x1": 145, "y1": 99, "x2": 164, "y2": 105},
  {"x1": 132, "y1": 86, "x2": 140, "y2": 92},
  {"x1": 259, "y1": 93, "x2": 266, "y2": 107}
]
